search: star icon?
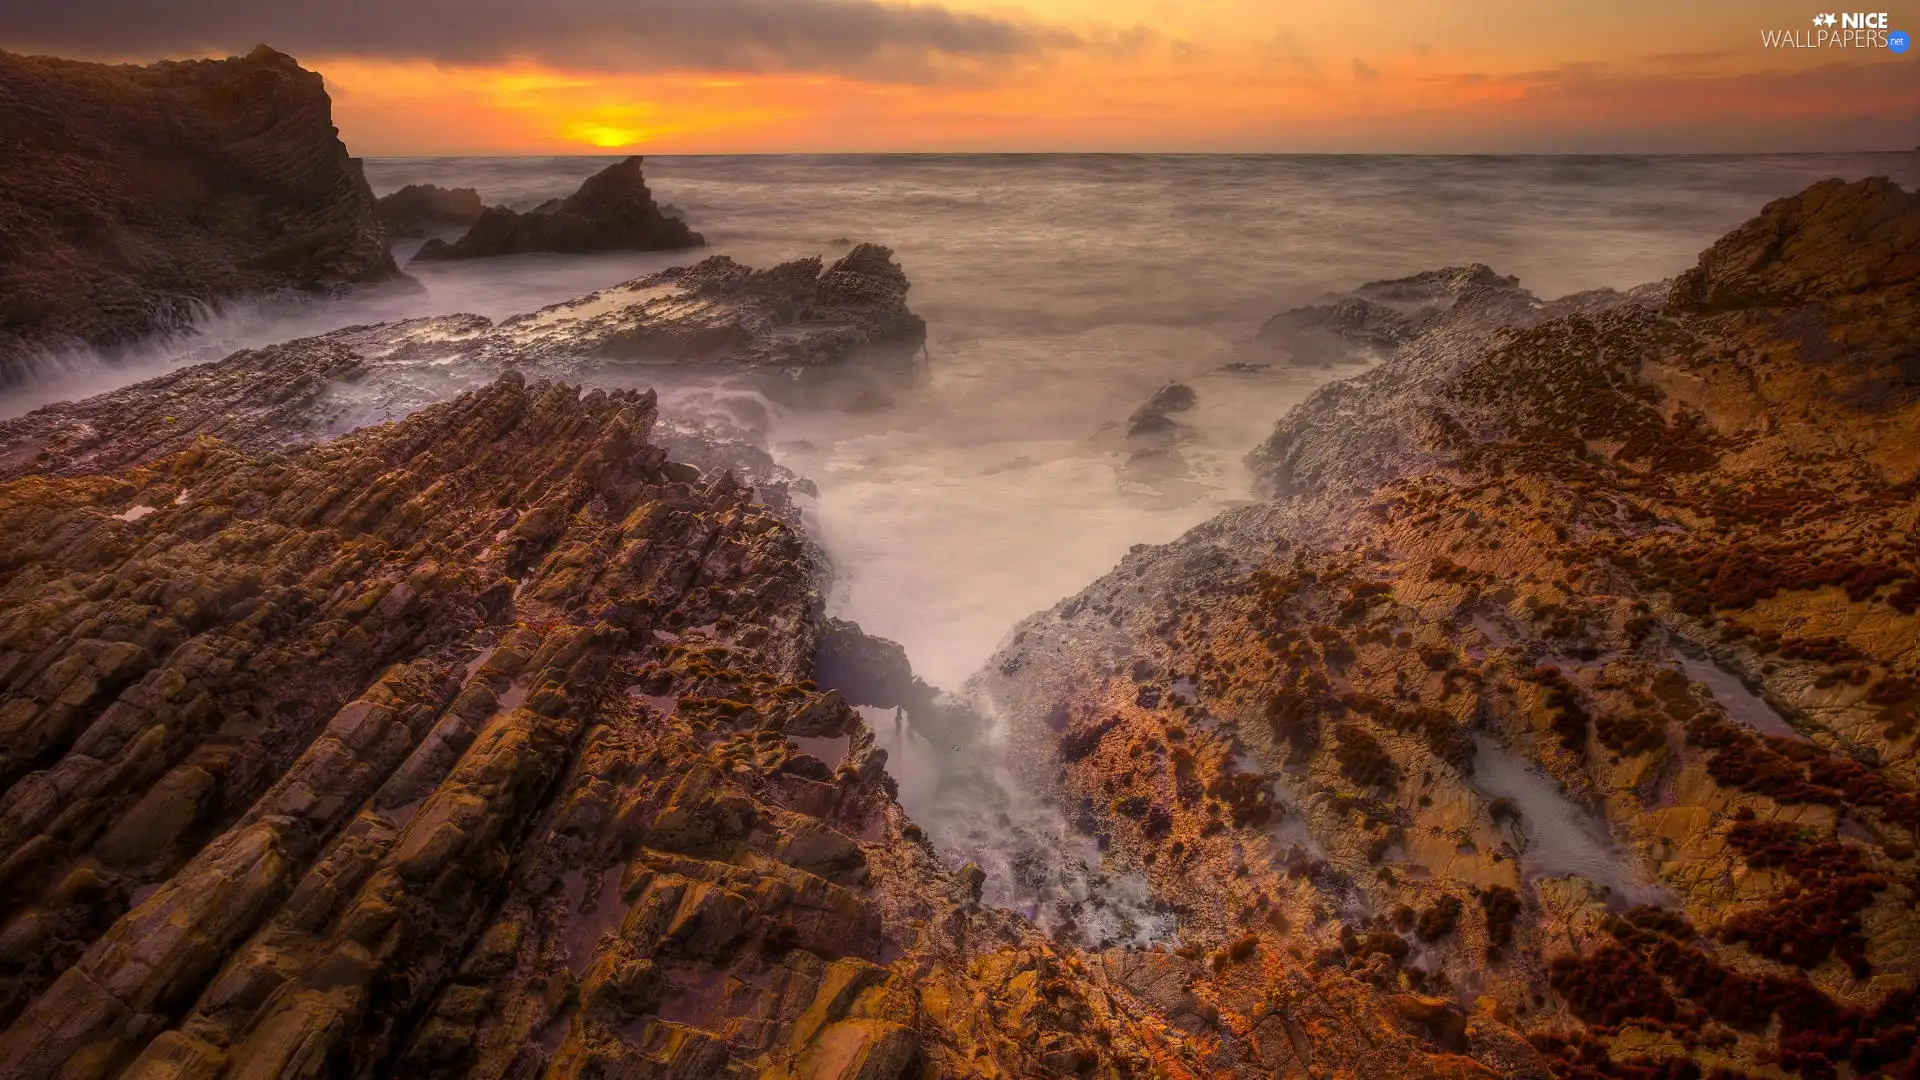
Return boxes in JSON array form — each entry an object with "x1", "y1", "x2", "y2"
[
  {"x1": 1825, "y1": 13, "x2": 1839, "y2": 25},
  {"x1": 1813, "y1": 12, "x2": 1825, "y2": 24}
]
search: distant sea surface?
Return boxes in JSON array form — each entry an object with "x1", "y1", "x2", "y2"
[
  {"x1": 368, "y1": 152, "x2": 1920, "y2": 330},
  {"x1": 9, "y1": 153, "x2": 1917, "y2": 687}
]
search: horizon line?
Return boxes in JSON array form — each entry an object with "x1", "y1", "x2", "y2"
[{"x1": 355, "y1": 148, "x2": 1920, "y2": 159}]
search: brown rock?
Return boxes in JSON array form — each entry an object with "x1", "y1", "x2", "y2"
[
  {"x1": 0, "y1": 46, "x2": 402, "y2": 382},
  {"x1": 980, "y1": 177, "x2": 1920, "y2": 1080},
  {"x1": 1671, "y1": 175, "x2": 1920, "y2": 310}
]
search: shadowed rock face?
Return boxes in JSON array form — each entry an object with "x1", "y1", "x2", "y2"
[
  {"x1": 0, "y1": 46, "x2": 401, "y2": 382},
  {"x1": 374, "y1": 184, "x2": 486, "y2": 239},
  {"x1": 0, "y1": 371, "x2": 1492, "y2": 1080},
  {"x1": 413, "y1": 157, "x2": 703, "y2": 262},
  {"x1": 982, "y1": 177, "x2": 1920, "y2": 1080}
]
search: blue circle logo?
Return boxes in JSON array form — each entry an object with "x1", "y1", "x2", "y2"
[{"x1": 1892, "y1": 29, "x2": 1911, "y2": 52}]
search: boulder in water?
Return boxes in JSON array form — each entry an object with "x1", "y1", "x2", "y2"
[
  {"x1": 1124, "y1": 381, "x2": 1197, "y2": 438},
  {"x1": 1128, "y1": 382, "x2": 1196, "y2": 424},
  {"x1": 413, "y1": 156, "x2": 702, "y2": 261},
  {"x1": 374, "y1": 183, "x2": 485, "y2": 238}
]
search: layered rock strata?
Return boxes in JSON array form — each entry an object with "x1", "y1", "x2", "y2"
[
  {"x1": 0, "y1": 369, "x2": 1507, "y2": 1080},
  {"x1": 0, "y1": 244, "x2": 928, "y2": 491},
  {"x1": 0, "y1": 46, "x2": 400, "y2": 382}
]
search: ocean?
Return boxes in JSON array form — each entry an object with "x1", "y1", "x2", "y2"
[{"x1": 5, "y1": 152, "x2": 1915, "y2": 692}]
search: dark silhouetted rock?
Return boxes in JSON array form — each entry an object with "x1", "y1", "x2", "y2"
[
  {"x1": 374, "y1": 183, "x2": 485, "y2": 237},
  {"x1": 0, "y1": 45, "x2": 401, "y2": 382},
  {"x1": 1131, "y1": 382, "x2": 1196, "y2": 420},
  {"x1": 413, "y1": 156, "x2": 702, "y2": 261}
]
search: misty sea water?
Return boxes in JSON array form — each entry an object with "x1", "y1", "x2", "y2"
[
  {"x1": 8, "y1": 151, "x2": 1916, "y2": 943},
  {"x1": 6, "y1": 152, "x2": 1916, "y2": 690}
]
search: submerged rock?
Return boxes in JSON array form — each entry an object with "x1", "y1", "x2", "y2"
[
  {"x1": 981, "y1": 177, "x2": 1920, "y2": 1080},
  {"x1": 0, "y1": 45, "x2": 402, "y2": 382},
  {"x1": 413, "y1": 156, "x2": 702, "y2": 261},
  {"x1": 1126, "y1": 380, "x2": 1197, "y2": 436},
  {"x1": 1256, "y1": 264, "x2": 1534, "y2": 367}
]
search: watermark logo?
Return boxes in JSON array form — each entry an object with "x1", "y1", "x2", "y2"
[{"x1": 1763, "y1": 11, "x2": 1907, "y2": 49}]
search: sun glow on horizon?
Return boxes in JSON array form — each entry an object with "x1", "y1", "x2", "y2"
[{"x1": 298, "y1": 1, "x2": 1919, "y2": 156}]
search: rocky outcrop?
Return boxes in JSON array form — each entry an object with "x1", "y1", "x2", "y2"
[
  {"x1": 5, "y1": 163, "x2": 1913, "y2": 1080},
  {"x1": 413, "y1": 157, "x2": 702, "y2": 262},
  {"x1": 1126, "y1": 381, "x2": 1196, "y2": 437},
  {"x1": 0, "y1": 340, "x2": 369, "y2": 482},
  {"x1": 0, "y1": 244, "x2": 928, "y2": 491},
  {"x1": 1670, "y1": 175, "x2": 1920, "y2": 311},
  {"x1": 1246, "y1": 267, "x2": 1662, "y2": 500},
  {"x1": 374, "y1": 184, "x2": 485, "y2": 239},
  {"x1": 1256, "y1": 265, "x2": 1538, "y2": 367},
  {"x1": 0, "y1": 46, "x2": 401, "y2": 383},
  {"x1": 0, "y1": 370, "x2": 1499, "y2": 1080},
  {"x1": 344, "y1": 242, "x2": 926, "y2": 372},
  {"x1": 981, "y1": 177, "x2": 1920, "y2": 1080}
]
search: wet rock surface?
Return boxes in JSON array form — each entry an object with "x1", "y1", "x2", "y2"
[
  {"x1": 1246, "y1": 265, "x2": 1659, "y2": 500},
  {"x1": 412, "y1": 157, "x2": 702, "y2": 262},
  {"x1": 0, "y1": 340, "x2": 371, "y2": 483},
  {"x1": 353, "y1": 241, "x2": 925, "y2": 373},
  {"x1": 0, "y1": 243, "x2": 929, "y2": 491},
  {"x1": 982, "y1": 178, "x2": 1920, "y2": 1080},
  {"x1": 1126, "y1": 382, "x2": 1197, "y2": 437},
  {"x1": 0, "y1": 46, "x2": 401, "y2": 382},
  {"x1": 0, "y1": 370, "x2": 1486, "y2": 1080}
]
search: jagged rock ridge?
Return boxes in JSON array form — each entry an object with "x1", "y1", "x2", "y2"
[
  {"x1": 0, "y1": 45, "x2": 401, "y2": 383},
  {"x1": 374, "y1": 184, "x2": 485, "y2": 239},
  {"x1": 413, "y1": 157, "x2": 703, "y2": 262},
  {"x1": 0, "y1": 243, "x2": 929, "y2": 492},
  {"x1": 0, "y1": 371, "x2": 1493, "y2": 1080}
]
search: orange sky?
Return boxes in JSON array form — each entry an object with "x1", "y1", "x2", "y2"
[{"x1": 11, "y1": 0, "x2": 1920, "y2": 152}]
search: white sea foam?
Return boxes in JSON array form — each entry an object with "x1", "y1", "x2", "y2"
[{"x1": 1471, "y1": 737, "x2": 1670, "y2": 905}]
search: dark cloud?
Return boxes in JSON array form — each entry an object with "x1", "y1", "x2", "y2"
[
  {"x1": 3, "y1": 0, "x2": 1080, "y2": 79},
  {"x1": 1350, "y1": 57, "x2": 1378, "y2": 80}
]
